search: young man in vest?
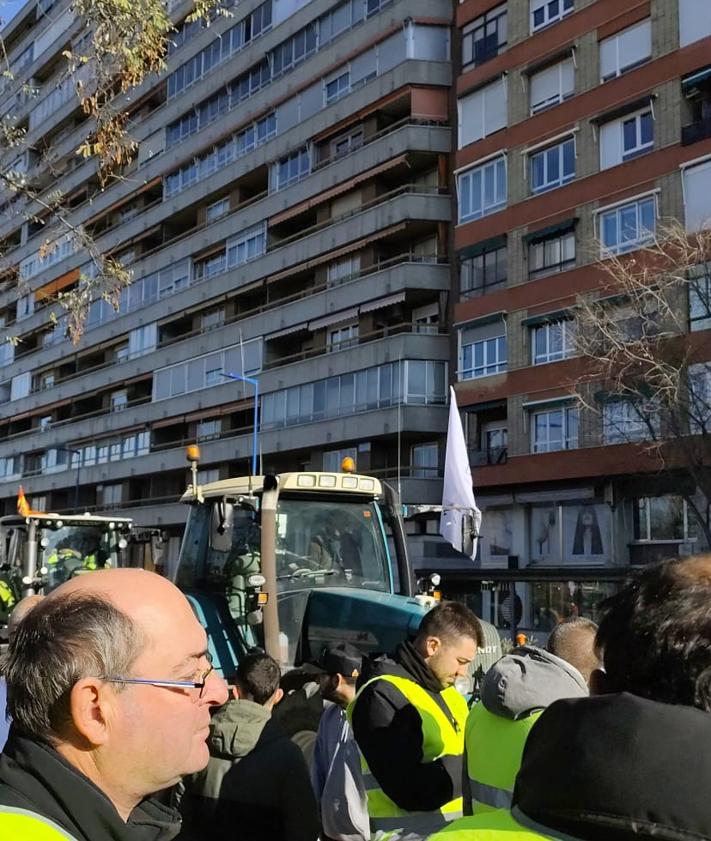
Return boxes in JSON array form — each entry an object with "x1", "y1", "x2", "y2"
[
  {"x1": 350, "y1": 602, "x2": 483, "y2": 838},
  {"x1": 0, "y1": 568, "x2": 229, "y2": 841},
  {"x1": 427, "y1": 555, "x2": 711, "y2": 841}
]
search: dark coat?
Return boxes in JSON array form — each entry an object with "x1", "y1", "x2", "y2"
[
  {"x1": 350, "y1": 640, "x2": 463, "y2": 813},
  {"x1": 0, "y1": 729, "x2": 181, "y2": 841},
  {"x1": 179, "y1": 698, "x2": 318, "y2": 841}
]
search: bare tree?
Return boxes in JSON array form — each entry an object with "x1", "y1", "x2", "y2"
[
  {"x1": 0, "y1": 0, "x2": 223, "y2": 344},
  {"x1": 573, "y1": 222, "x2": 711, "y2": 544}
]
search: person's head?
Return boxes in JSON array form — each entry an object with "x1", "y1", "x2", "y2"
[
  {"x1": 547, "y1": 617, "x2": 601, "y2": 685},
  {"x1": 234, "y1": 652, "x2": 283, "y2": 710},
  {"x1": 4, "y1": 569, "x2": 228, "y2": 819},
  {"x1": 414, "y1": 602, "x2": 483, "y2": 690},
  {"x1": 595, "y1": 555, "x2": 711, "y2": 709},
  {"x1": 7, "y1": 593, "x2": 44, "y2": 643},
  {"x1": 315, "y1": 642, "x2": 362, "y2": 707}
]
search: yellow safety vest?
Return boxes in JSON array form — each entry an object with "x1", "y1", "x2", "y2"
[
  {"x1": 0, "y1": 806, "x2": 80, "y2": 841},
  {"x1": 0, "y1": 580, "x2": 15, "y2": 610},
  {"x1": 350, "y1": 674, "x2": 468, "y2": 838},
  {"x1": 426, "y1": 807, "x2": 576, "y2": 840},
  {"x1": 465, "y1": 703, "x2": 542, "y2": 813}
]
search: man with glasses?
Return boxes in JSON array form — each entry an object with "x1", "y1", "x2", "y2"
[{"x1": 0, "y1": 567, "x2": 228, "y2": 841}]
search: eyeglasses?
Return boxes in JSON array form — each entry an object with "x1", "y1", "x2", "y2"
[{"x1": 103, "y1": 653, "x2": 215, "y2": 700}]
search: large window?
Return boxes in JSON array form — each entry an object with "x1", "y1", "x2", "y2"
[
  {"x1": 411, "y1": 443, "x2": 438, "y2": 478},
  {"x1": 599, "y1": 196, "x2": 656, "y2": 254},
  {"x1": 529, "y1": 228, "x2": 575, "y2": 278},
  {"x1": 458, "y1": 156, "x2": 507, "y2": 223},
  {"x1": 679, "y1": 0, "x2": 711, "y2": 48},
  {"x1": 323, "y1": 447, "x2": 357, "y2": 472},
  {"x1": 328, "y1": 323, "x2": 359, "y2": 351},
  {"x1": 462, "y1": 4, "x2": 507, "y2": 69},
  {"x1": 531, "y1": 0, "x2": 573, "y2": 33},
  {"x1": 532, "y1": 405, "x2": 579, "y2": 452},
  {"x1": 530, "y1": 137, "x2": 575, "y2": 193},
  {"x1": 532, "y1": 319, "x2": 575, "y2": 364},
  {"x1": 634, "y1": 496, "x2": 697, "y2": 542},
  {"x1": 683, "y1": 159, "x2": 711, "y2": 233},
  {"x1": 603, "y1": 400, "x2": 658, "y2": 443},
  {"x1": 690, "y1": 269, "x2": 711, "y2": 331},
  {"x1": 600, "y1": 109, "x2": 653, "y2": 169},
  {"x1": 529, "y1": 58, "x2": 574, "y2": 114},
  {"x1": 460, "y1": 239, "x2": 507, "y2": 297},
  {"x1": 276, "y1": 146, "x2": 310, "y2": 189},
  {"x1": 460, "y1": 332, "x2": 507, "y2": 379},
  {"x1": 599, "y1": 19, "x2": 651, "y2": 81},
  {"x1": 457, "y1": 77, "x2": 507, "y2": 148}
]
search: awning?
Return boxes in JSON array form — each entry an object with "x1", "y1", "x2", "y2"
[
  {"x1": 270, "y1": 155, "x2": 409, "y2": 226},
  {"x1": 683, "y1": 66, "x2": 711, "y2": 90},
  {"x1": 268, "y1": 322, "x2": 309, "y2": 340},
  {"x1": 591, "y1": 95, "x2": 654, "y2": 126},
  {"x1": 455, "y1": 310, "x2": 507, "y2": 330},
  {"x1": 457, "y1": 234, "x2": 506, "y2": 260},
  {"x1": 266, "y1": 222, "x2": 407, "y2": 285},
  {"x1": 521, "y1": 308, "x2": 572, "y2": 327},
  {"x1": 309, "y1": 306, "x2": 359, "y2": 331},
  {"x1": 35, "y1": 268, "x2": 80, "y2": 302},
  {"x1": 360, "y1": 291, "x2": 406, "y2": 313},
  {"x1": 522, "y1": 218, "x2": 577, "y2": 243}
]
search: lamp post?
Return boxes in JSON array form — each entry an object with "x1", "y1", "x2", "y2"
[{"x1": 221, "y1": 371, "x2": 260, "y2": 476}]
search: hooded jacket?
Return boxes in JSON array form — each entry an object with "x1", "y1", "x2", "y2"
[
  {"x1": 350, "y1": 640, "x2": 464, "y2": 814},
  {"x1": 179, "y1": 698, "x2": 318, "y2": 841},
  {"x1": 512, "y1": 692, "x2": 711, "y2": 841},
  {"x1": 463, "y1": 646, "x2": 589, "y2": 813},
  {"x1": 0, "y1": 730, "x2": 181, "y2": 841}
]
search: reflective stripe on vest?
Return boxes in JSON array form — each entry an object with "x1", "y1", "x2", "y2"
[
  {"x1": 0, "y1": 806, "x2": 80, "y2": 841},
  {"x1": 465, "y1": 702, "x2": 542, "y2": 814},
  {"x1": 425, "y1": 806, "x2": 586, "y2": 841},
  {"x1": 350, "y1": 674, "x2": 468, "y2": 837}
]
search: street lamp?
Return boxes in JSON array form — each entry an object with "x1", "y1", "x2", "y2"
[{"x1": 221, "y1": 371, "x2": 260, "y2": 476}]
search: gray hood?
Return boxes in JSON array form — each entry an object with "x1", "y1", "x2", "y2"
[{"x1": 481, "y1": 645, "x2": 588, "y2": 720}]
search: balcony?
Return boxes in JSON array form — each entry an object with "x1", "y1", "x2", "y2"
[
  {"x1": 682, "y1": 117, "x2": 711, "y2": 146},
  {"x1": 469, "y1": 447, "x2": 507, "y2": 467}
]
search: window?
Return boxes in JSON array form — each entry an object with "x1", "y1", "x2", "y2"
[
  {"x1": 128, "y1": 324, "x2": 157, "y2": 359},
  {"x1": 460, "y1": 334, "x2": 507, "y2": 379},
  {"x1": 411, "y1": 442, "x2": 438, "y2": 478},
  {"x1": 603, "y1": 400, "x2": 658, "y2": 443},
  {"x1": 325, "y1": 71, "x2": 350, "y2": 104},
  {"x1": 530, "y1": 58, "x2": 574, "y2": 114},
  {"x1": 599, "y1": 109, "x2": 654, "y2": 169},
  {"x1": 413, "y1": 304, "x2": 439, "y2": 335},
  {"x1": 100, "y1": 484, "x2": 123, "y2": 506},
  {"x1": 529, "y1": 228, "x2": 575, "y2": 278},
  {"x1": 226, "y1": 223, "x2": 266, "y2": 266},
  {"x1": 599, "y1": 196, "x2": 656, "y2": 254},
  {"x1": 679, "y1": 0, "x2": 711, "y2": 49},
  {"x1": 532, "y1": 405, "x2": 579, "y2": 452},
  {"x1": 688, "y1": 363, "x2": 711, "y2": 432},
  {"x1": 599, "y1": 19, "x2": 651, "y2": 81},
  {"x1": 277, "y1": 147, "x2": 310, "y2": 189},
  {"x1": 457, "y1": 77, "x2": 507, "y2": 149},
  {"x1": 331, "y1": 128, "x2": 364, "y2": 159},
  {"x1": 328, "y1": 323, "x2": 359, "y2": 350},
  {"x1": 689, "y1": 269, "x2": 711, "y2": 331},
  {"x1": 29, "y1": 495, "x2": 47, "y2": 512},
  {"x1": 531, "y1": 0, "x2": 573, "y2": 32},
  {"x1": 328, "y1": 255, "x2": 361, "y2": 286},
  {"x1": 16, "y1": 293, "x2": 34, "y2": 321},
  {"x1": 323, "y1": 447, "x2": 357, "y2": 472},
  {"x1": 197, "y1": 468, "x2": 220, "y2": 485},
  {"x1": 460, "y1": 239, "x2": 507, "y2": 297},
  {"x1": 206, "y1": 198, "x2": 229, "y2": 223},
  {"x1": 532, "y1": 319, "x2": 575, "y2": 364},
  {"x1": 683, "y1": 159, "x2": 711, "y2": 233},
  {"x1": 201, "y1": 308, "x2": 225, "y2": 331},
  {"x1": 111, "y1": 390, "x2": 128, "y2": 412},
  {"x1": 483, "y1": 424, "x2": 507, "y2": 464},
  {"x1": 530, "y1": 137, "x2": 575, "y2": 193},
  {"x1": 458, "y1": 156, "x2": 507, "y2": 223},
  {"x1": 462, "y1": 4, "x2": 507, "y2": 68},
  {"x1": 197, "y1": 418, "x2": 222, "y2": 440},
  {"x1": 634, "y1": 496, "x2": 697, "y2": 542}
]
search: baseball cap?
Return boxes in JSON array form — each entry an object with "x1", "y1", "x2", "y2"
[{"x1": 306, "y1": 642, "x2": 363, "y2": 678}]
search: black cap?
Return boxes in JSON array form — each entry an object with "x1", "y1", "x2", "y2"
[{"x1": 307, "y1": 642, "x2": 363, "y2": 678}]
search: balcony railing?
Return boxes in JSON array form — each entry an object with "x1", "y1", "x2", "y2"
[
  {"x1": 682, "y1": 117, "x2": 711, "y2": 146},
  {"x1": 469, "y1": 447, "x2": 507, "y2": 467}
]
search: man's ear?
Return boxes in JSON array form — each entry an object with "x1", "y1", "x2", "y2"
[
  {"x1": 273, "y1": 687, "x2": 284, "y2": 705},
  {"x1": 589, "y1": 668, "x2": 610, "y2": 696},
  {"x1": 68, "y1": 677, "x2": 114, "y2": 747},
  {"x1": 425, "y1": 635, "x2": 441, "y2": 658}
]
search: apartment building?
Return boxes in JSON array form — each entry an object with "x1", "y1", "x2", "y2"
[
  {"x1": 0, "y1": 0, "x2": 455, "y2": 564},
  {"x1": 450, "y1": 0, "x2": 711, "y2": 633}
]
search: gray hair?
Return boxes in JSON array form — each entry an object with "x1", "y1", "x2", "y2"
[{"x1": 3, "y1": 592, "x2": 145, "y2": 743}]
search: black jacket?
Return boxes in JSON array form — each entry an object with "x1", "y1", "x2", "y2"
[
  {"x1": 0, "y1": 729, "x2": 181, "y2": 841},
  {"x1": 350, "y1": 640, "x2": 463, "y2": 813},
  {"x1": 179, "y1": 698, "x2": 318, "y2": 841},
  {"x1": 513, "y1": 692, "x2": 711, "y2": 841}
]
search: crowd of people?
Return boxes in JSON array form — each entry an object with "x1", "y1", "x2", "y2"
[{"x1": 0, "y1": 554, "x2": 709, "y2": 841}]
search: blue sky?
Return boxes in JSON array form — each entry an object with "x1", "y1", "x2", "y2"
[{"x1": 1, "y1": 0, "x2": 27, "y2": 30}]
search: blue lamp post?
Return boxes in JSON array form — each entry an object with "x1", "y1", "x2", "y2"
[{"x1": 221, "y1": 371, "x2": 260, "y2": 476}]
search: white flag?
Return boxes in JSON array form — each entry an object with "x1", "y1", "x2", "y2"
[{"x1": 440, "y1": 386, "x2": 482, "y2": 560}]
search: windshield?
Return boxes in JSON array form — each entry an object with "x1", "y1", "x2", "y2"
[{"x1": 39, "y1": 525, "x2": 119, "y2": 590}]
